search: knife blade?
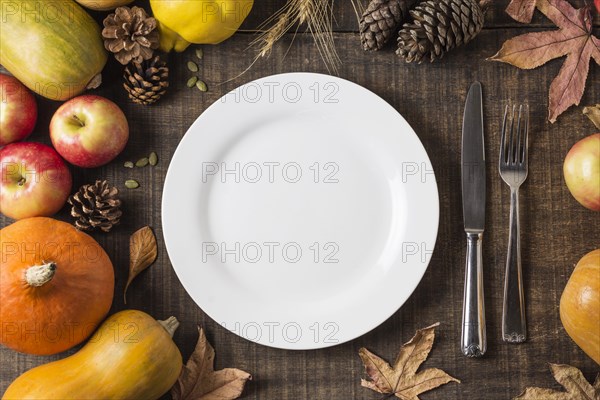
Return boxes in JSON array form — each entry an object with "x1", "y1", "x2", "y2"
[
  {"x1": 462, "y1": 82, "x2": 486, "y2": 233},
  {"x1": 460, "y1": 82, "x2": 487, "y2": 357}
]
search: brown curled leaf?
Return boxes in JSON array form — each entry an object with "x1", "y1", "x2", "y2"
[
  {"x1": 583, "y1": 104, "x2": 600, "y2": 130},
  {"x1": 124, "y1": 226, "x2": 158, "y2": 303},
  {"x1": 171, "y1": 327, "x2": 252, "y2": 400}
]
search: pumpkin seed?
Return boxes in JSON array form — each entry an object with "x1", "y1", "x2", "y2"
[
  {"x1": 124, "y1": 161, "x2": 134, "y2": 168},
  {"x1": 195, "y1": 48, "x2": 203, "y2": 60},
  {"x1": 136, "y1": 157, "x2": 149, "y2": 167},
  {"x1": 187, "y1": 61, "x2": 199, "y2": 72},
  {"x1": 196, "y1": 80, "x2": 208, "y2": 92},
  {"x1": 148, "y1": 152, "x2": 158, "y2": 166},
  {"x1": 186, "y1": 76, "x2": 198, "y2": 88},
  {"x1": 125, "y1": 179, "x2": 140, "y2": 189}
]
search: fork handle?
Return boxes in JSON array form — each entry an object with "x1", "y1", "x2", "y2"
[
  {"x1": 502, "y1": 188, "x2": 527, "y2": 343},
  {"x1": 461, "y1": 232, "x2": 486, "y2": 357}
]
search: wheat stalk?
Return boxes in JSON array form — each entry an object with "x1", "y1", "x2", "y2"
[
  {"x1": 351, "y1": 0, "x2": 364, "y2": 20},
  {"x1": 254, "y1": 11, "x2": 292, "y2": 59},
  {"x1": 252, "y1": 0, "x2": 341, "y2": 74}
]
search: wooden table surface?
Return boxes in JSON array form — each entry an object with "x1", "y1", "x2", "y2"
[{"x1": 1, "y1": 1, "x2": 599, "y2": 399}]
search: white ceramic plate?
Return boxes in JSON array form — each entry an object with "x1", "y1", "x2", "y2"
[{"x1": 162, "y1": 73, "x2": 439, "y2": 350}]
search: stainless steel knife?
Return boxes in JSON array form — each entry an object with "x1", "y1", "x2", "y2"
[{"x1": 461, "y1": 82, "x2": 487, "y2": 358}]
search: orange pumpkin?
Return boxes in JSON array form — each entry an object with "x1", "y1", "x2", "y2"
[
  {"x1": 0, "y1": 217, "x2": 114, "y2": 355},
  {"x1": 560, "y1": 249, "x2": 600, "y2": 365}
]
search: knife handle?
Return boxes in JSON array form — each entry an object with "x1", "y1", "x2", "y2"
[{"x1": 461, "y1": 232, "x2": 486, "y2": 357}]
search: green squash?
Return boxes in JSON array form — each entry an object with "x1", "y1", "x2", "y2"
[{"x1": 0, "y1": 0, "x2": 108, "y2": 100}]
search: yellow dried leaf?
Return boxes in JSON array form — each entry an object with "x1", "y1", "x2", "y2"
[
  {"x1": 583, "y1": 104, "x2": 600, "y2": 130},
  {"x1": 359, "y1": 323, "x2": 459, "y2": 400},
  {"x1": 514, "y1": 363, "x2": 599, "y2": 399},
  {"x1": 171, "y1": 327, "x2": 252, "y2": 400}
]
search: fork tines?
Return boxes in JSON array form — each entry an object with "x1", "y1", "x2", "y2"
[{"x1": 500, "y1": 105, "x2": 529, "y2": 168}]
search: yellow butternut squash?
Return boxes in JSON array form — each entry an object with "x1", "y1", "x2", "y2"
[
  {"x1": 2, "y1": 310, "x2": 182, "y2": 400},
  {"x1": 75, "y1": 0, "x2": 134, "y2": 11}
]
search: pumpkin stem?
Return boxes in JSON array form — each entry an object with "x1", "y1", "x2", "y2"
[
  {"x1": 158, "y1": 316, "x2": 180, "y2": 338},
  {"x1": 25, "y1": 262, "x2": 57, "y2": 287}
]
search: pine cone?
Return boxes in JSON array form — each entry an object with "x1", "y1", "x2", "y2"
[
  {"x1": 123, "y1": 56, "x2": 169, "y2": 105},
  {"x1": 68, "y1": 180, "x2": 122, "y2": 233},
  {"x1": 396, "y1": 0, "x2": 490, "y2": 63},
  {"x1": 360, "y1": 0, "x2": 418, "y2": 51},
  {"x1": 102, "y1": 6, "x2": 159, "y2": 65}
]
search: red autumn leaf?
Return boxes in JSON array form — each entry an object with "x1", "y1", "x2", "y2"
[
  {"x1": 506, "y1": 0, "x2": 537, "y2": 23},
  {"x1": 491, "y1": 0, "x2": 600, "y2": 123}
]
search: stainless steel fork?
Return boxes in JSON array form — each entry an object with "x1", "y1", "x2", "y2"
[{"x1": 499, "y1": 104, "x2": 529, "y2": 343}]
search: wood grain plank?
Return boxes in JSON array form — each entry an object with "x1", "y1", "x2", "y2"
[
  {"x1": 92, "y1": 0, "x2": 599, "y2": 33},
  {"x1": 1, "y1": 2, "x2": 599, "y2": 399},
  {"x1": 238, "y1": 0, "x2": 600, "y2": 32}
]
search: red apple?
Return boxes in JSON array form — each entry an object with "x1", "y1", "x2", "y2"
[
  {"x1": 0, "y1": 74, "x2": 37, "y2": 146},
  {"x1": 563, "y1": 133, "x2": 600, "y2": 211},
  {"x1": 50, "y1": 95, "x2": 129, "y2": 168},
  {"x1": 0, "y1": 142, "x2": 72, "y2": 219}
]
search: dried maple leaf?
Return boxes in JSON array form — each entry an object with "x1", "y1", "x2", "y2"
[
  {"x1": 124, "y1": 226, "x2": 158, "y2": 303},
  {"x1": 359, "y1": 323, "x2": 459, "y2": 400},
  {"x1": 514, "y1": 363, "x2": 600, "y2": 399},
  {"x1": 583, "y1": 104, "x2": 600, "y2": 129},
  {"x1": 171, "y1": 327, "x2": 252, "y2": 400},
  {"x1": 491, "y1": 0, "x2": 600, "y2": 123},
  {"x1": 506, "y1": 0, "x2": 538, "y2": 23}
]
